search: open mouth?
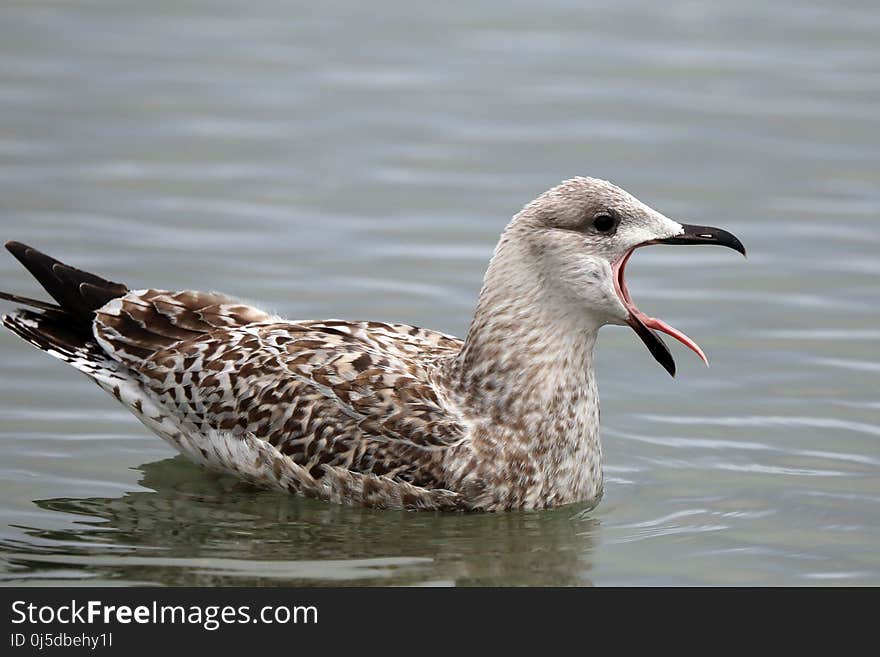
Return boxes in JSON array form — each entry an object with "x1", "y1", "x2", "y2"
[
  {"x1": 612, "y1": 224, "x2": 746, "y2": 376},
  {"x1": 611, "y1": 223, "x2": 745, "y2": 377},
  {"x1": 612, "y1": 246, "x2": 707, "y2": 377}
]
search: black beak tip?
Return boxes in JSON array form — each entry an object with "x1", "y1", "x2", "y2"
[
  {"x1": 729, "y1": 234, "x2": 747, "y2": 258},
  {"x1": 661, "y1": 224, "x2": 746, "y2": 259},
  {"x1": 659, "y1": 352, "x2": 676, "y2": 377},
  {"x1": 629, "y1": 318, "x2": 677, "y2": 377}
]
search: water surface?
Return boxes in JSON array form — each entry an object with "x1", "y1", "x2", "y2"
[{"x1": 1, "y1": 0, "x2": 878, "y2": 585}]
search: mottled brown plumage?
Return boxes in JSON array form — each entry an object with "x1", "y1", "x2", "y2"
[{"x1": 1, "y1": 178, "x2": 744, "y2": 511}]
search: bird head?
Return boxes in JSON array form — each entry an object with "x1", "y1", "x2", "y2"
[{"x1": 509, "y1": 177, "x2": 745, "y2": 376}]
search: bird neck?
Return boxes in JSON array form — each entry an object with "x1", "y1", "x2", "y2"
[
  {"x1": 447, "y1": 232, "x2": 603, "y2": 423},
  {"x1": 439, "y1": 234, "x2": 605, "y2": 508}
]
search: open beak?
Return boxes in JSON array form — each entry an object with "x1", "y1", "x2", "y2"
[{"x1": 613, "y1": 223, "x2": 746, "y2": 377}]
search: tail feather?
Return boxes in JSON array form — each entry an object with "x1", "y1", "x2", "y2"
[
  {"x1": 4, "y1": 241, "x2": 128, "y2": 323},
  {"x1": 3, "y1": 310, "x2": 122, "y2": 380},
  {"x1": 1, "y1": 241, "x2": 130, "y2": 380},
  {"x1": 0, "y1": 290, "x2": 62, "y2": 313}
]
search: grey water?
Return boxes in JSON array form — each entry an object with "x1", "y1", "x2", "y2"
[{"x1": 0, "y1": 0, "x2": 878, "y2": 586}]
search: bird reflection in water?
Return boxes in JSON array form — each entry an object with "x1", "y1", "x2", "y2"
[{"x1": 5, "y1": 456, "x2": 600, "y2": 586}]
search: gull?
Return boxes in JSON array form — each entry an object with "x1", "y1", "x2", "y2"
[{"x1": 1, "y1": 177, "x2": 744, "y2": 511}]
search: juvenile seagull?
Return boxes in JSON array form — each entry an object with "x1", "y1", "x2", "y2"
[{"x1": 1, "y1": 178, "x2": 744, "y2": 511}]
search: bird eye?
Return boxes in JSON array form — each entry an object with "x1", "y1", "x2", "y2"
[{"x1": 593, "y1": 213, "x2": 617, "y2": 233}]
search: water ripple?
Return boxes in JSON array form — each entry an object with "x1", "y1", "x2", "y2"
[{"x1": 639, "y1": 414, "x2": 880, "y2": 439}]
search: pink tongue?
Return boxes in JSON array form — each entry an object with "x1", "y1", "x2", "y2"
[{"x1": 636, "y1": 312, "x2": 709, "y2": 366}]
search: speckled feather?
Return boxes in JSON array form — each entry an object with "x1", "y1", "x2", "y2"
[{"x1": 82, "y1": 287, "x2": 476, "y2": 507}]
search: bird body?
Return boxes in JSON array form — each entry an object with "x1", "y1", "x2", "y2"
[{"x1": 1, "y1": 178, "x2": 744, "y2": 511}]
